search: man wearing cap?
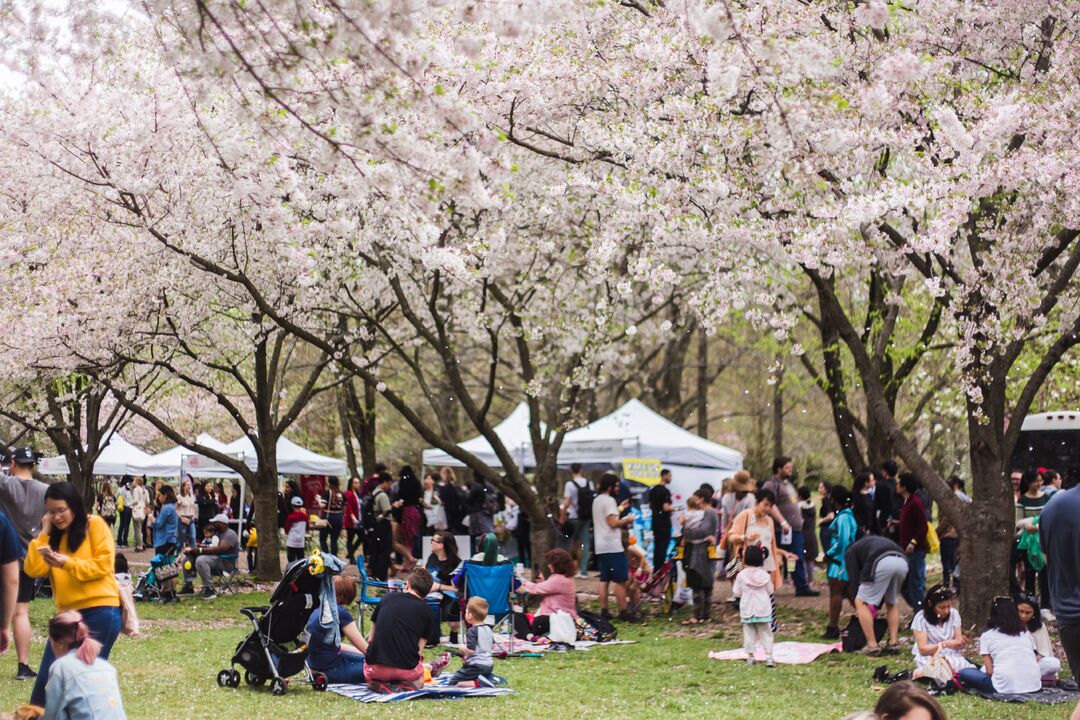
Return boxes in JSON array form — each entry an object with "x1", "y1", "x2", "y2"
[
  {"x1": 0, "y1": 447, "x2": 48, "y2": 680},
  {"x1": 184, "y1": 513, "x2": 239, "y2": 600}
]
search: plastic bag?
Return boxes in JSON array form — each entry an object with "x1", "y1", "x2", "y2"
[{"x1": 548, "y1": 611, "x2": 576, "y2": 644}]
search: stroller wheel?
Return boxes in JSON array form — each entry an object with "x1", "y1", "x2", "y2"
[
  {"x1": 217, "y1": 670, "x2": 234, "y2": 688},
  {"x1": 229, "y1": 670, "x2": 241, "y2": 688},
  {"x1": 244, "y1": 671, "x2": 266, "y2": 687},
  {"x1": 312, "y1": 672, "x2": 328, "y2": 692},
  {"x1": 270, "y1": 678, "x2": 287, "y2": 696}
]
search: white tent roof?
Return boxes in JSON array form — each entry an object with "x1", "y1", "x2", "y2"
[
  {"x1": 560, "y1": 399, "x2": 743, "y2": 470},
  {"x1": 221, "y1": 434, "x2": 348, "y2": 477},
  {"x1": 39, "y1": 435, "x2": 157, "y2": 476},
  {"x1": 130, "y1": 434, "x2": 239, "y2": 478},
  {"x1": 422, "y1": 402, "x2": 543, "y2": 469}
]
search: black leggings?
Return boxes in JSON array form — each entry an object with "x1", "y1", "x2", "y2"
[
  {"x1": 346, "y1": 528, "x2": 363, "y2": 559},
  {"x1": 286, "y1": 547, "x2": 305, "y2": 563}
]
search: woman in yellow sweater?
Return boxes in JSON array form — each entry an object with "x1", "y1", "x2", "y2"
[{"x1": 24, "y1": 481, "x2": 120, "y2": 709}]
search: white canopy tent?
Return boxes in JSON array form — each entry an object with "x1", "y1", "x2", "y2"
[
  {"x1": 421, "y1": 402, "x2": 544, "y2": 470},
  {"x1": 220, "y1": 435, "x2": 349, "y2": 477},
  {"x1": 131, "y1": 433, "x2": 239, "y2": 479},
  {"x1": 39, "y1": 434, "x2": 158, "y2": 477}
]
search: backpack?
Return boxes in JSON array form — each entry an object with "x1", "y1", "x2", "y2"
[
  {"x1": 574, "y1": 478, "x2": 595, "y2": 521},
  {"x1": 577, "y1": 609, "x2": 618, "y2": 642},
  {"x1": 482, "y1": 485, "x2": 501, "y2": 515},
  {"x1": 840, "y1": 614, "x2": 886, "y2": 653},
  {"x1": 360, "y1": 489, "x2": 386, "y2": 539}
]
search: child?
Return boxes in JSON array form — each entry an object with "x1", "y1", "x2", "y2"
[
  {"x1": 115, "y1": 553, "x2": 140, "y2": 637},
  {"x1": 679, "y1": 494, "x2": 706, "y2": 531},
  {"x1": 200, "y1": 524, "x2": 220, "y2": 548},
  {"x1": 43, "y1": 611, "x2": 126, "y2": 718},
  {"x1": 245, "y1": 526, "x2": 258, "y2": 572},
  {"x1": 732, "y1": 544, "x2": 775, "y2": 667},
  {"x1": 449, "y1": 597, "x2": 496, "y2": 687},
  {"x1": 284, "y1": 496, "x2": 308, "y2": 563}
]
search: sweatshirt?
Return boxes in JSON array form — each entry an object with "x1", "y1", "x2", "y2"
[
  {"x1": 25, "y1": 516, "x2": 121, "y2": 612},
  {"x1": 284, "y1": 509, "x2": 308, "y2": 549},
  {"x1": 1040, "y1": 487, "x2": 1080, "y2": 623},
  {"x1": 732, "y1": 566, "x2": 774, "y2": 622},
  {"x1": 843, "y1": 535, "x2": 906, "y2": 600}
]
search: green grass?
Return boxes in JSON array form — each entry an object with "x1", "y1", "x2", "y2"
[{"x1": 0, "y1": 593, "x2": 1069, "y2": 719}]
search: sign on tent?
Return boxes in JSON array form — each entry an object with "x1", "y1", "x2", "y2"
[{"x1": 622, "y1": 458, "x2": 662, "y2": 485}]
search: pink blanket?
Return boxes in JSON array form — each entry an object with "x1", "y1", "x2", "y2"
[{"x1": 708, "y1": 641, "x2": 841, "y2": 664}]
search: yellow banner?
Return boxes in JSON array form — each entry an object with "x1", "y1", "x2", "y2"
[{"x1": 622, "y1": 458, "x2": 662, "y2": 486}]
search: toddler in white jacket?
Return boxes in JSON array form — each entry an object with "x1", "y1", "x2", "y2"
[{"x1": 732, "y1": 544, "x2": 775, "y2": 667}]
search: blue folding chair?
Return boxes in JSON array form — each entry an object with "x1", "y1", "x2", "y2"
[
  {"x1": 355, "y1": 555, "x2": 390, "y2": 632},
  {"x1": 460, "y1": 560, "x2": 517, "y2": 655}
]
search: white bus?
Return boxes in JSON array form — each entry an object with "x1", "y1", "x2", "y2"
[{"x1": 1012, "y1": 410, "x2": 1080, "y2": 474}]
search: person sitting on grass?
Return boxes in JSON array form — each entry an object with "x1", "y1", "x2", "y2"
[
  {"x1": 42, "y1": 610, "x2": 125, "y2": 720},
  {"x1": 516, "y1": 548, "x2": 578, "y2": 638},
  {"x1": 449, "y1": 597, "x2": 496, "y2": 687},
  {"x1": 305, "y1": 576, "x2": 370, "y2": 684},
  {"x1": 957, "y1": 595, "x2": 1059, "y2": 695},
  {"x1": 1015, "y1": 592, "x2": 1061, "y2": 682},
  {"x1": 362, "y1": 567, "x2": 449, "y2": 693}
]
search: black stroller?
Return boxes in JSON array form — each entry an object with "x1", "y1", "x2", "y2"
[{"x1": 216, "y1": 557, "x2": 337, "y2": 696}]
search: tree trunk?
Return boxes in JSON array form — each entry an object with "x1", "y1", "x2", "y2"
[
  {"x1": 343, "y1": 377, "x2": 378, "y2": 476},
  {"x1": 697, "y1": 329, "x2": 709, "y2": 438},
  {"x1": 865, "y1": 412, "x2": 895, "y2": 471},
  {"x1": 336, "y1": 389, "x2": 359, "y2": 479},
  {"x1": 252, "y1": 467, "x2": 282, "y2": 581},
  {"x1": 772, "y1": 356, "x2": 784, "y2": 457}
]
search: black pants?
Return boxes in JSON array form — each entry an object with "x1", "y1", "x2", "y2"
[
  {"x1": 286, "y1": 547, "x2": 305, "y2": 563},
  {"x1": 1060, "y1": 622, "x2": 1080, "y2": 684},
  {"x1": 320, "y1": 512, "x2": 343, "y2": 556},
  {"x1": 367, "y1": 522, "x2": 392, "y2": 581},
  {"x1": 346, "y1": 528, "x2": 363, "y2": 560},
  {"x1": 939, "y1": 537, "x2": 958, "y2": 586},
  {"x1": 653, "y1": 523, "x2": 671, "y2": 572},
  {"x1": 117, "y1": 508, "x2": 132, "y2": 546}
]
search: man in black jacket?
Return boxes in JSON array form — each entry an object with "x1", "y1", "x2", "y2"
[{"x1": 845, "y1": 535, "x2": 908, "y2": 656}]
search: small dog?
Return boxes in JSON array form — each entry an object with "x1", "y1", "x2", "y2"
[{"x1": 0, "y1": 704, "x2": 44, "y2": 719}]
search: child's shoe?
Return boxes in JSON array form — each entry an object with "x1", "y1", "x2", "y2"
[
  {"x1": 476, "y1": 674, "x2": 497, "y2": 688},
  {"x1": 765, "y1": 656, "x2": 776, "y2": 668},
  {"x1": 745, "y1": 657, "x2": 755, "y2": 666},
  {"x1": 430, "y1": 652, "x2": 451, "y2": 677}
]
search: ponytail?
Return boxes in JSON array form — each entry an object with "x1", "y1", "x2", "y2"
[{"x1": 48, "y1": 611, "x2": 102, "y2": 665}]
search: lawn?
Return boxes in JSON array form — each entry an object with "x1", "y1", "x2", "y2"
[{"x1": 0, "y1": 592, "x2": 1069, "y2": 719}]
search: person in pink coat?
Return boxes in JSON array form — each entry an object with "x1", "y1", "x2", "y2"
[
  {"x1": 732, "y1": 544, "x2": 776, "y2": 667},
  {"x1": 518, "y1": 548, "x2": 578, "y2": 637}
]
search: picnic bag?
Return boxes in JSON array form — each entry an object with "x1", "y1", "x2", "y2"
[
  {"x1": 926, "y1": 522, "x2": 941, "y2": 554},
  {"x1": 921, "y1": 651, "x2": 954, "y2": 684},
  {"x1": 840, "y1": 614, "x2": 886, "y2": 653},
  {"x1": 548, "y1": 611, "x2": 577, "y2": 644},
  {"x1": 118, "y1": 582, "x2": 141, "y2": 637},
  {"x1": 577, "y1": 609, "x2": 618, "y2": 642}
]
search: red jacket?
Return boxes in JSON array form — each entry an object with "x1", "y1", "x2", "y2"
[
  {"x1": 899, "y1": 494, "x2": 929, "y2": 552},
  {"x1": 344, "y1": 490, "x2": 361, "y2": 529},
  {"x1": 284, "y1": 509, "x2": 308, "y2": 533}
]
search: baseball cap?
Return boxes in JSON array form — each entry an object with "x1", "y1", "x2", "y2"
[
  {"x1": 11, "y1": 447, "x2": 38, "y2": 466},
  {"x1": 290, "y1": 496, "x2": 304, "y2": 507},
  {"x1": 209, "y1": 513, "x2": 230, "y2": 524}
]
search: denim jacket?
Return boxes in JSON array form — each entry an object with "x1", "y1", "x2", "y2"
[{"x1": 44, "y1": 652, "x2": 125, "y2": 720}]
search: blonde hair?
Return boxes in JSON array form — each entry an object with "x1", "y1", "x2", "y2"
[
  {"x1": 686, "y1": 494, "x2": 703, "y2": 510},
  {"x1": 466, "y1": 596, "x2": 489, "y2": 621},
  {"x1": 439, "y1": 467, "x2": 458, "y2": 484}
]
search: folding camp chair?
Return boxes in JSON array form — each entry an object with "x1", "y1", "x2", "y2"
[
  {"x1": 355, "y1": 555, "x2": 390, "y2": 632},
  {"x1": 460, "y1": 560, "x2": 517, "y2": 655}
]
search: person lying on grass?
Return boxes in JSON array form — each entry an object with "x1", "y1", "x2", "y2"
[{"x1": 362, "y1": 567, "x2": 449, "y2": 693}]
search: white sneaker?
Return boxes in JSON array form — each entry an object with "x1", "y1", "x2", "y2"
[
  {"x1": 745, "y1": 657, "x2": 755, "y2": 666},
  {"x1": 765, "y1": 657, "x2": 776, "y2": 668}
]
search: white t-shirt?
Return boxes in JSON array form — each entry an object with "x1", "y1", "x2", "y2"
[
  {"x1": 910, "y1": 608, "x2": 973, "y2": 670},
  {"x1": 592, "y1": 493, "x2": 623, "y2": 555},
  {"x1": 563, "y1": 477, "x2": 591, "y2": 521},
  {"x1": 978, "y1": 629, "x2": 1041, "y2": 694}
]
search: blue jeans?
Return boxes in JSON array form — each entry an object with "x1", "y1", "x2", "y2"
[
  {"x1": 958, "y1": 667, "x2": 995, "y2": 693},
  {"x1": 572, "y1": 519, "x2": 592, "y2": 575},
  {"x1": 319, "y1": 652, "x2": 365, "y2": 684},
  {"x1": 31, "y1": 605, "x2": 121, "y2": 707},
  {"x1": 902, "y1": 551, "x2": 927, "y2": 609},
  {"x1": 780, "y1": 530, "x2": 810, "y2": 593},
  {"x1": 178, "y1": 518, "x2": 197, "y2": 548}
]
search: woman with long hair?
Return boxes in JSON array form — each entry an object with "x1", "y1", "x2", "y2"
[
  {"x1": 177, "y1": 478, "x2": 197, "y2": 548},
  {"x1": 344, "y1": 477, "x2": 363, "y2": 561},
  {"x1": 149, "y1": 484, "x2": 180, "y2": 602},
  {"x1": 957, "y1": 596, "x2": 1050, "y2": 694},
  {"x1": 42, "y1": 610, "x2": 125, "y2": 719},
  {"x1": 195, "y1": 481, "x2": 217, "y2": 534},
  {"x1": 425, "y1": 529, "x2": 464, "y2": 642},
  {"x1": 320, "y1": 477, "x2": 345, "y2": 557},
  {"x1": 823, "y1": 485, "x2": 858, "y2": 639},
  {"x1": 24, "y1": 482, "x2": 121, "y2": 708}
]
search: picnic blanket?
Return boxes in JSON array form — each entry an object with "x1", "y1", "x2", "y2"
[
  {"x1": 329, "y1": 676, "x2": 513, "y2": 703},
  {"x1": 708, "y1": 641, "x2": 841, "y2": 665},
  {"x1": 971, "y1": 686, "x2": 1079, "y2": 705},
  {"x1": 480, "y1": 634, "x2": 634, "y2": 655}
]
